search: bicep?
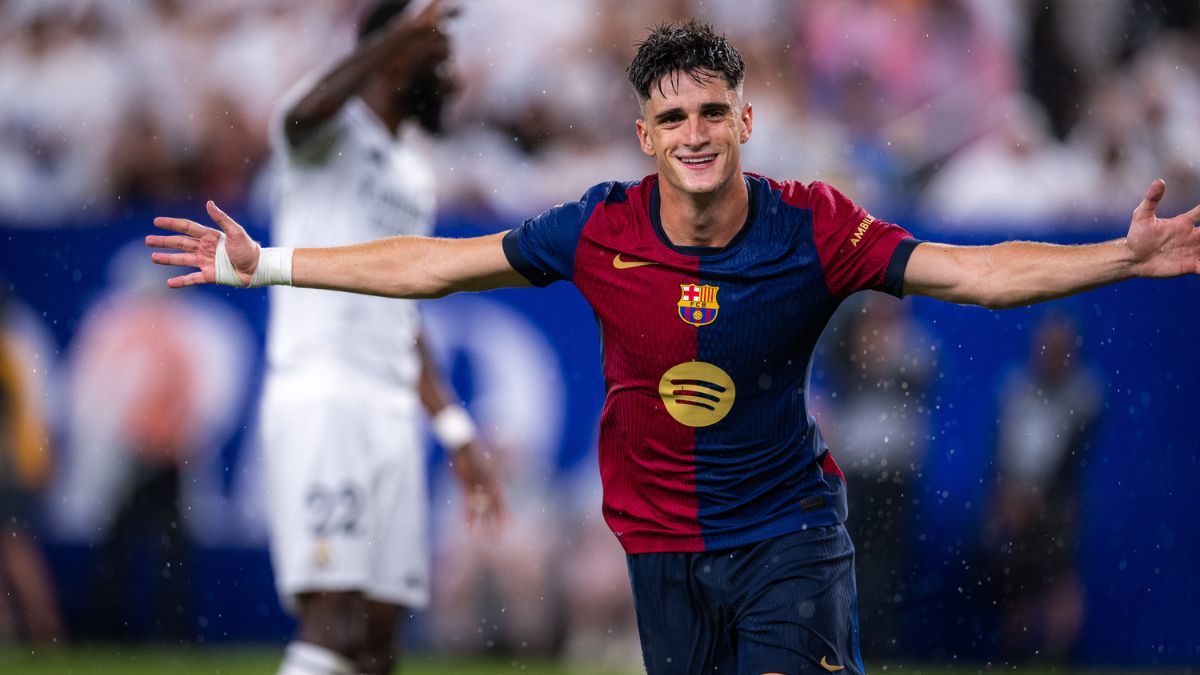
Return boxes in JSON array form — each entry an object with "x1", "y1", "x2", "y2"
[
  {"x1": 902, "y1": 242, "x2": 990, "y2": 304},
  {"x1": 435, "y1": 231, "x2": 531, "y2": 294}
]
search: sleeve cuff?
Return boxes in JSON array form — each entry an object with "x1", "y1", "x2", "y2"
[
  {"x1": 502, "y1": 229, "x2": 557, "y2": 287},
  {"x1": 882, "y1": 238, "x2": 923, "y2": 298}
]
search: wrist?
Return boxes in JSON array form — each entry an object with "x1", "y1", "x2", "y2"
[
  {"x1": 252, "y1": 246, "x2": 294, "y2": 287},
  {"x1": 1115, "y1": 237, "x2": 1146, "y2": 279},
  {"x1": 432, "y1": 404, "x2": 477, "y2": 453},
  {"x1": 214, "y1": 235, "x2": 293, "y2": 288}
]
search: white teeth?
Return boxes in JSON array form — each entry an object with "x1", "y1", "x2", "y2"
[{"x1": 681, "y1": 156, "x2": 714, "y2": 165}]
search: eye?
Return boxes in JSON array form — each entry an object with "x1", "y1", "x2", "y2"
[{"x1": 704, "y1": 109, "x2": 726, "y2": 120}]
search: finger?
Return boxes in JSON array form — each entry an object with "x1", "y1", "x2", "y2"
[
  {"x1": 1181, "y1": 201, "x2": 1200, "y2": 224},
  {"x1": 151, "y1": 251, "x2": 200, "y2": 268},
  {"x1": 421, "y1": 0, "x2": 447, "y2": 19},
  {"x1": 1134, "y1": 178, "x2": 1166, "y2": 219},
  {"x1": 167, "y1": 271, "x2": 209, "y2": 288},
  {"x1": 145, "y1": 234, "x2": 198, "y2": 252},
  {"x1": 206, "y1": 200, "x2": 243, "y2": 238},
  {"x1": 153, "y1": 216, "x2": 212, "y2": 238},
  {"x1": 421, "y1": 0, "x2": 459, "y2": 26}
]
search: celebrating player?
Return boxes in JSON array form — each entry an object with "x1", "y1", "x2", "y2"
[
  {"x1": 246, "y1": 2, "x2": 503, "y2": 675},
  {"x1": 148, "y1": 20, "x2": 1200, "y2": 675}
]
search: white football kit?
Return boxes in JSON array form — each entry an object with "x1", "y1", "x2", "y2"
[{"x1": 261, "y1": 83, "x2": 436, "y2": 609}]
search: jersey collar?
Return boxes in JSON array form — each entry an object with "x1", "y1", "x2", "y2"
[{"x1": 648, "y1": 174, "x2": 759, "y2": 257}]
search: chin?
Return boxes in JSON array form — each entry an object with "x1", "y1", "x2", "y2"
[{"x1": 675, "y1": 170, "x2": 730, "y2": 196}]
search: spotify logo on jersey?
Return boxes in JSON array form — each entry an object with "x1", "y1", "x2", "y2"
[{"x1": 658, "y1": 361, "x2": 736, "y2": 427}]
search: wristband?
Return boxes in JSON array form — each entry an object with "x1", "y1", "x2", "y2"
[
  {"x1": 432, "y1": 405, "x2": 478, "y2": 452},
  {"x1": 215, "y1": 233, "x2": 294, "y2": 288}
]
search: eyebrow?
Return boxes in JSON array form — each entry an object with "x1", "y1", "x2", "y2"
[{"x1": 653, "y1": 102, "x2": 732, "y2": 124}]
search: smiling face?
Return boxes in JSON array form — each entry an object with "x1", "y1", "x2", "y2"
[{"x1": 635, "y1": 70, "x2": 753, "y2": 200}]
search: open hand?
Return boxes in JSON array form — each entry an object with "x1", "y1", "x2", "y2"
[
  {"x1": 146, "y1": 201, "x2": 260, "y2": 287},
  {"x1": 386, "y1": 0, "x2": 459, "y2": 39},
  {"x1": 1127, "y1": 179, "x2": 1200, "y2": 278},
  {"x1": 451, "y1": 442, "x2": 508, "y2": 535},
  {"x1": 382, "y1": 0, "x2": 459, "y2": 77}
]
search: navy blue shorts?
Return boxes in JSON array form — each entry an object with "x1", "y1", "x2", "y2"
[{"x1": 627, "y1": 524, "x2": 864, "y2": 675}]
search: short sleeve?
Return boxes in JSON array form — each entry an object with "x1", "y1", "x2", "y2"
[
  {"x1": 808, "y1": 181, "x2": 919, "y2": 298},
  {"x1": 502, "y1": 182, "x2": 615, "y2": 286}
]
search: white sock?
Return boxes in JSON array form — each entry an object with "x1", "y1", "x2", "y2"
[{"x1": 277, "y1": 641, "x2": 355, "y2": 675}]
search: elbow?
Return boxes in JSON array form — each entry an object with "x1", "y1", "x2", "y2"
[
  {"x1": 978, "y1": 298, "x2": 1019, "y2": 311},
  {"x1": 971, "y1": 285, "x2": 1036, "y2": 310},
  {"x1": 973, "y1": 290, "x2": 1011, "y2": 310},
  {"x1": 957, "y1": 275, "x2": 1020, "y2": 310},
  {"x1": 400, "y1": 271, "x2": 456, "y2": 300},
  {"x1": 386, "y1": 281, "x2": 448, "y2": 300}
]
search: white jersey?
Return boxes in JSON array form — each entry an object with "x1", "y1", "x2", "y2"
[
  {"x1": 260, "y1": 81, "x2": 437, "y2": 608},
  {"x1": 266, "y1": 83, "x2": 436, "y2": 401}
]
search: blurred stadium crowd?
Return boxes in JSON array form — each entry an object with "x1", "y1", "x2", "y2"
[
  {"x1": 2, "y1": 0, "x2": 1200, "y2": 670},
  {"x1": 2, "y1": 0, "x2": 1200, "y2": 229}
]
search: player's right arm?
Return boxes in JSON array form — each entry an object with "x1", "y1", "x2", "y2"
[
  {"x1": 282, "y1": 0, "x2": 455, "y2": 147},
  {"x1": 147, "y1": 200, "x2": 530, "y2": 297}
]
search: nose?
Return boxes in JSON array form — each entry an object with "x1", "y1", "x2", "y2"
[{"x1": 684, "y1": 115, "x2": 707, "y2": 147}]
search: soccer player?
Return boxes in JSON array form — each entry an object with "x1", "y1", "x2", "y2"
[
  {"x1": 148, "y1": 20, "x2": 1200, "y2": 675},
  {"x1": 253, "y1": 2, "x2": 504, "y2": 674}
]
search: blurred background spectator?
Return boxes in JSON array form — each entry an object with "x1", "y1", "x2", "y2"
[
  {"x1": 1, "y1": 0, "x2": 1195, "y2": 225},
  {"x1": 981, "y1": 314, "x2": 1102, "y2": 664},
  {"x1": 52, "y1": 242, "x2": 254, "y2": 641},
  {"x1": 0, "y1": 0, "x2": 1199, "y2": 670},
  {"x1": 819, "y1": 295, "x2": 935, "y2": 659},
  {"x1": 0, "y1": 285, "x2": 62, "y2": 646}
]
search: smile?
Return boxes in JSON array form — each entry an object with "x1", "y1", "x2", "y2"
[{"x1": 678, "y1": 154, "x2": 717, "y2": 169}]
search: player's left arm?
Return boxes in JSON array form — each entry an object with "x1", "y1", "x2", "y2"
[
  {"x1": 414, "y1": 333, "x2": 507, "y2": 532},
  {"x1": 902, "y1": 179, "x2": 1200, "y2": 309}
]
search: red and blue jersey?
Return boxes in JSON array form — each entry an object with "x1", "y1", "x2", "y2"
[{"x1": 502, "y1": 173, "x2": 919, "y2": 554}]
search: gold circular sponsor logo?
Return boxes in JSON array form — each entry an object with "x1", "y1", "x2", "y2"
[{"x1": 658, "y1": 361, "x2": 735, "y2": 427}]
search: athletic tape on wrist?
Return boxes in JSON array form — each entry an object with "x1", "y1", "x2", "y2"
[
  {"x1": 432, "y1": 405, "x2": 477, "y2": 452},
  {"x1": 215, "y1": 233, "x2": 293, "y2": 288}
]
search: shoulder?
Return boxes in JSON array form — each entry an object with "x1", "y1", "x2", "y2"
[
  {"x1": 547, "y1": 178, "x2": 645, "y2": 223},
  {"x1": 582, "y1": 178, "x2": 643, "y2": 208},
  {"x1": 750, "y1": 175, "x2": 848, "y2": 212}
]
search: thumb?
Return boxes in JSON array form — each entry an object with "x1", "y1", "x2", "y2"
[
  {"x1": 1133, "y1": 179, "x2": 1166, "y2": 220},
  {"x1": 207, "y1": 200, "x2": 245, "y2": 239}
]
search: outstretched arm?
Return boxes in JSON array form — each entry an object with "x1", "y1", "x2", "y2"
[
  {"x1": 146, "y1": 201, "x2": 529, "y2": 297},
  {"x1": 904, "y1": 179, "x2": 1200, "y2": 309},
  {"x1": 283, "y1": 0, "x2": 455, "y2": 147}
]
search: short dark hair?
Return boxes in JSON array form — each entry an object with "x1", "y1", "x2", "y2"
[
  {"x1": 358, "y1": 0, "x2": 411, "y2": 43},
  {"x1": 627, "y1": 20, "x2": 746, "y2": 103}
]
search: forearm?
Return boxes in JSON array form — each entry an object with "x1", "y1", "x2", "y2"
[
  {"x1": 291, "y1": 231, "x2": 521, "y2": 299},
  {"x1": 907, "y1": 239, "x2": 1138, "y2": 309},
  {"x1": 285, "y1": 30, "x2": 419, "y2": 136},
  {"x1": 415, "y1": 334, "x2": 454, "y2": 414}
]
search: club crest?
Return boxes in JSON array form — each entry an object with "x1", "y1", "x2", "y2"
[{"x1": 677, "y1": 283, "x2": 719, "y2": 326}]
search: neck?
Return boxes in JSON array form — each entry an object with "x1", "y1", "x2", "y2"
[{"x1": 658, "y1": 173, "x2": 748, "y2": 248}]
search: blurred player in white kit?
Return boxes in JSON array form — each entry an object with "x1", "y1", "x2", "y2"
[{"x1": 260, "y1": 2, "x2": 505, "y2": 673}]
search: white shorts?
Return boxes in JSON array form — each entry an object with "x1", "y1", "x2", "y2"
[{"x1": 260, "y1": 372, "x2": 429, "y2": 610}]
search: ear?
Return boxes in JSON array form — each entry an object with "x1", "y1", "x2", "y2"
[
  {"x1": 635, "y1": 118, "x2": 655, "y2": 157},
  {"x1": 739, "y1": 101, "x2": 753, "y2": 144}
]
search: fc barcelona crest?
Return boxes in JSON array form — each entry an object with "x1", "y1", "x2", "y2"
[{"x1": 677, "y1": 284, "x2": 720, "y2": 327}]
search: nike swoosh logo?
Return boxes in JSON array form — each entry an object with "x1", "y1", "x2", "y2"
[
  {"x1": 820, "y1": 656, "x2": 845, "y2": 672},
  {"x1": 613, "y1": 254, "x2": 658, "y2": 270}
]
